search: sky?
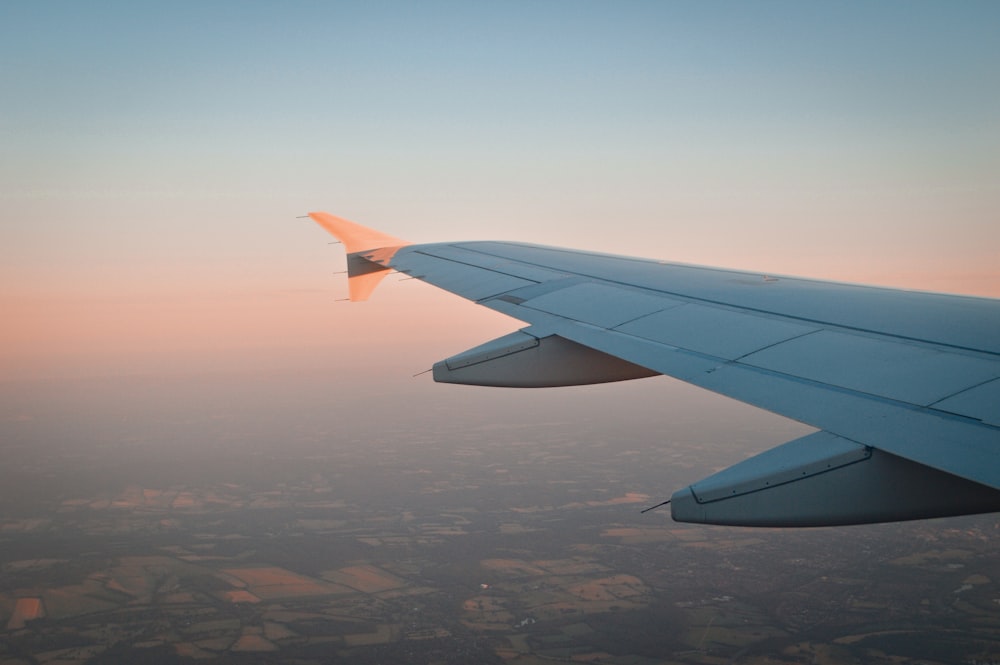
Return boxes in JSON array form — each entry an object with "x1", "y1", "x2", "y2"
[{"x1": 2, "y1": 0, "x2": 999, "y2": 385}]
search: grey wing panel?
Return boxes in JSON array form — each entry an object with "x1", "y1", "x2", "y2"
[
  {"x1": 459, "y1": 242, "x2": 1000, "y2": 355},
  {"x1": 740, "y1": 331, "x2": 999, "y2": 406},
  {"x1": 496, "y1": 288, "x2": 1000, "y2": 488},
  {"x1": 522, "y1": 283, "x2": 682, "y2": 328},
  {"x1": 530, "y1": 311, "x2": 1000, "y2": 490},
  {"x1": 934, "y1": 378, "x2": 1000, "y2": 427},
  {"x1": 388, "y1": 240, "x2": 1000, "y2": 490},
  {"x1": 616, "y1": 304, "x2": 819, "y2": 360},
  {"x1": 394, "y1": 248, "x2": 538, "y2": 301}
]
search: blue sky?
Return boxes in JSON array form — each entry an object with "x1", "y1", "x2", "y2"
[{"x1": 2, "y1": 1, "x2": 998, "y2": 380}]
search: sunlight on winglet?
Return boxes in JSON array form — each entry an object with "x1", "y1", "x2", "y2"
[
  {"x1": 307, "y1": 212, "x2": 411, "y2": 301},
  {"x1": 307, "y1": 212, "x2": 407, "y2": 253}
]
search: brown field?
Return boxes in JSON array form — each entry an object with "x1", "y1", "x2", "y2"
[
  {"x1": 0, "y1": 518, "x2": 52, "y2": 532},
  {"x1": 163, "y1": 592, "x2": 199, "y2": 604},
  {"x1": 600, "y1": 526, "x2": 678, "y2": 544},
  {"x1": 6, "y1": 597, "x2": 45, "y2": 630},
  {"x1": 373, "y1": 585, "x2": 436, "y2": 600},
  {"x1": 532, "y1": 599, "x2": 644, "y2": 620},
  {"x1": 296, "y1": 518, "x2": 347, "y2": 530},
  {"x1": 171, "y1": 492, "x2": 200, "y2": 509},
  {"x1": 183, "y1": 617, "x2": 241, "y2": 637},
  {"x1": 463, "y1": 595, "x2": 507, "y2": 612},
  {"x1": 407, "y1": 627, "x2": 452, "y2": 640},
  {"x1": 223, "y1": 567, "x2": 302, "y2": 587},
  {"x1": 42, "y1": 584, "x2": 119, "y2": 619},
  {"x1": 572, "y1": 492, "x2": 650, "y2": 508},
  {"x1": 890, "y1": 548, "x2": 973, "y2": 566},
  {"x1": 834, "y1": 629, "x2": 918, "y2": 645},
  {"x1": 498, "y1": 523, "x2": 543, "y2": 535},
  {"x1": 3, "y1": 559, "x2": 66, "y2": 573},
  {"x1": 221, "y1": 589, "x2": 261, "y2": 603},
  {"x1": 174, "y1": 642, "x2": 212, "y2": 659},
  {"x1": 223, "y1": 566, "x2": 352, "y2": 599},
  {"x1": 566, "y1": 574, "x2": 647, "y2": 601},
  {"x1": 533, "y1": 558, "x2": 609, "y2": 576},
  {"x1": 475, "y1": 573, "x2": 653, "y2": 622},
  {"x1": 142, "y1": 489, "x2": 177, "y2": 508},
  {"x1": 480, "y1": 559, "x2": 548, "y2": 577},
  {"x1": 356, "y1": 535, "x2": 417, "y2": 547},
  {"x1": 464, "y1": 620, "x2": 516, "y2": 632},
  {"x1": 462, "y1": 593, "x2": 515, "y2": 629},
  {"x1": 422, "y1": 526, "x2": 468, "y2": 536},
  {"x1": 111, "y1": 485, "x2": 144, "y2": 508},
  {"x1": 263, "y1": 622, "x2": 297, "y2": 641},
  {"x1": 232, "y1": 628, "x2": 277, "y2": 652},
  {"x1": 35, "y1": 644, "x2": 106, "y2": 662},
  {"x1": 587, "y1": 492, "x2": 649, "y2": 506},
  {"x1": 99, "y1": 555, "x2": 186, "y2": 602},
  {"x1": 195, "y1": 636, "x2": 236, "y2": 652},
  {"x1": 321, "y1": 565, "x2": 405, "y2": 593}
]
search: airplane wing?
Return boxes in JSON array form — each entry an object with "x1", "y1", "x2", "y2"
[{"x1": 308, "y1": 212, "x2": 1000, "y2": 527}]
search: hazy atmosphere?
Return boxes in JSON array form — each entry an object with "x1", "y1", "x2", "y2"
[{"x1": 3, "y1": 2, "x2": 1000, "y2": 663}]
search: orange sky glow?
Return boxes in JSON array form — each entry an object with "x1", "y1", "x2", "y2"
[
  {"x1": 3, "y1": 3, "x2": 997, "y2": 387},
  {"x1": 3, "y1": 239, "x2": 996, "y2": 385}
]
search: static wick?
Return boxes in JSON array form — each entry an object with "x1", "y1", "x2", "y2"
[
  {"x1": 335, "y1": 297, "x2": 351, "y2": 302},
  {"x1": 412, "y1": 368, "x2": 432, "y2": 378},
  {"x1": 295, "y1": 215, "x2": 310, "y2": 219},
  {"x1": 640, "y1": 499, "x2": 671, "y2": 514},
  {"x1": 329, "y1": 240, "x2": 342, "y2": 245}
]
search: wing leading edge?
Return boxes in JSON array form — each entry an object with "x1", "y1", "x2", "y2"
[{"x1": 308, "y1": 212, "x2": 1000, "y2": 526}]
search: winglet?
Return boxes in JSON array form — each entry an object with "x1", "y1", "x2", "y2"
[
  {"x1": 307, "y1": 212, "x2": 411, "y2": 301},
  {"x1": 308, "y1": 212, "x2": 408, "y2": 254}
]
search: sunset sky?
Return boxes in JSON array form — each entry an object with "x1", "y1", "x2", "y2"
[{"x1": 3, "y1": 1, "x2": 998, "y2": 385}]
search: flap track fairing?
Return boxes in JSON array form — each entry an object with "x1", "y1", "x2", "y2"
[{"x1": 433, "y1": 329, "x2": 659, "y2": 388}]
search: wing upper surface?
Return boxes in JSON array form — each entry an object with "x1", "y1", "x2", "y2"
[{"x1": 379, "y1": 241, "x2": 1000, "y2": 490}]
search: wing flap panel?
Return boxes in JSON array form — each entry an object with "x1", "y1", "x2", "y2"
[
  {"x1": 932, "y1": 378, "x2": 1000, "y2": 426},
  {"x1": 616, "y1": 304, "x2": 819, "y2": 360},
  {"x1": 502, "y1": 309, "x2": 1000, "y2": 491},
  {"x1": 687, "y1": 431, "x2": 871, "y2": 502},
  {"x1": 522, "y1": 283, "x2": 681, "y2": 328},
  {"x1": 741, "y1": 331, "x2": 1000, "y2": 406},
  {"x1": 395, "y1": 250, "x2": 537, "y2": 301},
  {"x1": 694, "y1": 361, "x2": 1000, "y2": 489}
]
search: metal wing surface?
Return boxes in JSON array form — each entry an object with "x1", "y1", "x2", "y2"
[{"x1": 309, "y1": 212, "x2": 1000, "y2": 527}]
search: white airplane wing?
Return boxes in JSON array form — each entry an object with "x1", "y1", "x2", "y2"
[{"x1": 309, "y1": 212, "x2": 1000, "y2": 527}]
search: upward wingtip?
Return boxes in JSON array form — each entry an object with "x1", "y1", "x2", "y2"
[
  {"x1": 307, "y1": 212, "x2": 411, "y2": 302},
  {"x1": 307, "y1": 212, "x2": 408, "y2": 254}
]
